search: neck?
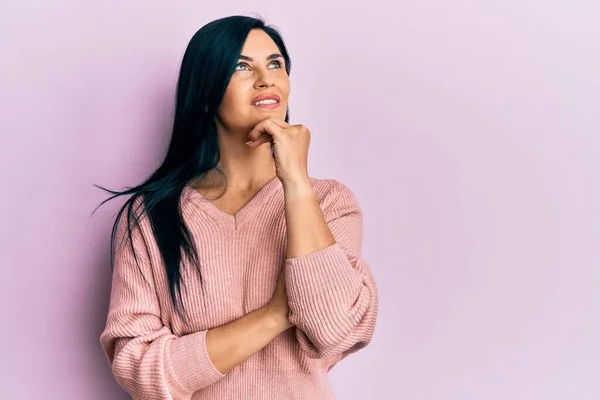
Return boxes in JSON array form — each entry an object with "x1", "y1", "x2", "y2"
[{"x1": 201, "y1": 126, "x2": 277, "y2": 191}]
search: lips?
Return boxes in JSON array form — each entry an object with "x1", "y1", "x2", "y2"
[{"x1": 251, "y1": 93, "x2": 281, "y2": 105}]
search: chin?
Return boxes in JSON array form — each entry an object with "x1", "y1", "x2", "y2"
[
  {"x1": 224, "y1": 111, "x2": 285, "y2": 132},
  {"x1": 258, "y1": 108, "x2": 287, "y2": 119},
  {"x1": 250, "y1": 110, "x2": 284, "y2": 121}
]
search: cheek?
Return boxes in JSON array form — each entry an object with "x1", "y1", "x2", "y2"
[
  {"x1": 217, "y1": 83, "x2": 258, "y2": 128},
  {"x1": 218, "y1": 86, "x2": 245, "y2": 118},
  {"x1": 278, "y1": 77, "x2": 291, "y2": 102},
  {"x1": 220, "y1": 87, "x2": 238, "y2": 111}
]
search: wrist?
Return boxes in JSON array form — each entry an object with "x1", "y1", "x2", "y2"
[
  {"x1": 282, "y1": 175, "x2": 312, "y2": 198},
  {"x1": 260, "y1": 305, "x2": 290, "y2": 334}
]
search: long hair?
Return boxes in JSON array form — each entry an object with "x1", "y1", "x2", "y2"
[{"x1": 93, "y1": 15, "x2": 292, "y2": 320}]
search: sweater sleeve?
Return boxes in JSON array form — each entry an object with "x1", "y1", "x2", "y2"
[
  {"x1": 284, "y1": 181, "x2": 379, "y2": 359},
  {"x1": 99, "y1": 206, "x2": 226, "y2": 400}
]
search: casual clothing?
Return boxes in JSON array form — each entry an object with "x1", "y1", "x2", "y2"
[{"x1": 100, "y1": 176, "x2": 379, "y2": 399}]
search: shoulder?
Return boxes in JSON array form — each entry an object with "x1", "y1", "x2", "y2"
[
  {"x1": 114, "y1": 195, "x2": 154, "y2": 253},
  {"x1": 308, "y1": 176, "x2": 362, "y2": 216}
]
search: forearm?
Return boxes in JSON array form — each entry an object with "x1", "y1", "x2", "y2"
[
  {"x1": 283, "y1": 176, "x2": 335, "y2": 259},
  {"x1": 284, "y1": 246, "x2": 377, "y2": 358},
  {"x1": 281, "y1": 178, "x2": 379, "y2": 358},
  {"x1": 206, "y1": 306, "x2": 288, "y2": 374}
]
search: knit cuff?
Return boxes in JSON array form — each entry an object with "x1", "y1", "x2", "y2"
[
  {"x1": 167, "y1": 330, "x2": 226, "y2": 394},
  {"x1": 284, "y1": 243, "x2": 362, "y2": 300}
]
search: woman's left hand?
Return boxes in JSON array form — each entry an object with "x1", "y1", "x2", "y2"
[{"x1": 246, "y1": 118, "x2": 311, "y2": 184}]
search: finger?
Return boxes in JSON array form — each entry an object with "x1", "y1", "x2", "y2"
[
  {"x1": 268, "y1": 118, "x2": 291, "y2": 128},
  {"x1": 248, "y1": 119, "x2": 284, "y2": 141},
  {"x1": 257, "y1": 117, "x2": 290, "y2": 129},
  {"x1": 247, "y1": 120, "x2": 272, "y2": 141},
  {"x1": 245, "y1": 133, "x2": 273, "y2": 147}
]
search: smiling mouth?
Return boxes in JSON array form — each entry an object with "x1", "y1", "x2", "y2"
[{"x1": 253, "y1": 99, "x2": 280, "y2": 108}]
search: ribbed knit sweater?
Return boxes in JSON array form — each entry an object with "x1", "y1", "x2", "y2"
[{"x1": 100, "y1": 176, "x2": 379, "y2": 400}]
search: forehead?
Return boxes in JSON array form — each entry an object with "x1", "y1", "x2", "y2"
[{"x1": 240, "y1": 29, "x2": 280, "y2": 57}]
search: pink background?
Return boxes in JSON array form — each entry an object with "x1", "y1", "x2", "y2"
[{"x1": 1, "y1": 1, "x2": 599, "y2": 399}]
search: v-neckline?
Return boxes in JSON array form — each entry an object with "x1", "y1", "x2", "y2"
[{"x1": 182, "y1": 176, "x2": 282, "y2": 231}]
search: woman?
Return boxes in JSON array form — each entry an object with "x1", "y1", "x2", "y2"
[{"x1": 97, "y1": 15, "x2": 379, "y2": 400}]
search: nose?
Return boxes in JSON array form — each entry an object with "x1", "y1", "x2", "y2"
[{"x1": 254, "y1": 68, "x2": 275, "y2": 89}]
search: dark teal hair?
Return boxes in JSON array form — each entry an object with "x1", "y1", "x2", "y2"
[{"x1": 93, "y1": 15, "x2": 292, "y2": 320}]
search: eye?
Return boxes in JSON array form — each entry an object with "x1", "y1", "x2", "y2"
[
  {"x1": 268, "y1": 60, "x2": 283, "y2": 69},
  {"x1": 235, "y1": 62, "x2": 251, "y2": 71}
]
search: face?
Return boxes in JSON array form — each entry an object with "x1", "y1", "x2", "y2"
[{"x1": 216, "y1": 29, "x2": 290, "y2": 134}]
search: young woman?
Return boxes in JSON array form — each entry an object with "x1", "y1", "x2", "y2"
[{"x1": 98, "y1": 15, "x2": 379, "y2": 400}]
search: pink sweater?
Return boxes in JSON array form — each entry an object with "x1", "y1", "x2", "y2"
[{"x1": 100, "y1": 176, "x2": 379, "y2": 399}]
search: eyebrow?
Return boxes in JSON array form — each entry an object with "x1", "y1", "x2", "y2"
[{"x1": 238, "y1": 53, "x2": 283, "y2": 62}]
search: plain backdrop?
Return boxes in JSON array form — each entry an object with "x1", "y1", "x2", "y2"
[{"x1": 0, "y1": 1, "x2": 598, "y2": 399}]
